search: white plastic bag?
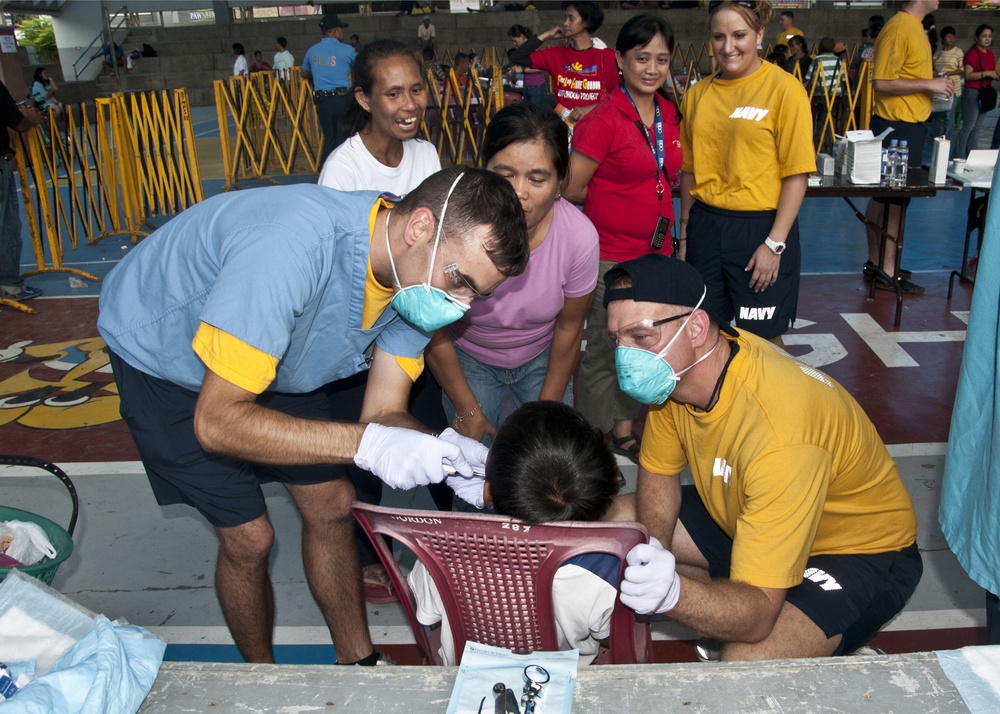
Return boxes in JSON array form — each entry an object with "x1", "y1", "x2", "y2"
[{"x1": 0, "y1": 521, "x2": 56, "y2": 566}]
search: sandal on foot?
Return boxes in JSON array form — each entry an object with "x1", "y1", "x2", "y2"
[
  {"x1": 363, "y1": 564, "x2": 399, "y2": 604},
  {"x1": 608, "y1": 431, "x2": 641, "y2": 464}
]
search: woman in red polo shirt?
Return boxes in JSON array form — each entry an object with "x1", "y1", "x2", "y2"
[
  {"x1": 563, "y1": 13, "x2": 682, "y2": 462},
  {"x1": 955, "y1": 24, "x2": 997, "y2": 159}
]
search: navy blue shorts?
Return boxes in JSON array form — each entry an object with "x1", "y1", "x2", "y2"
[
  {"x1": 679, "y1": 485, "x2": 922, "y2": 654},
  {"x1": 109, "y1": 351, "x2": 346, "y2": 529},
  {"x1": 686, "y1": 201, "x2": 800, "y2": 340}
]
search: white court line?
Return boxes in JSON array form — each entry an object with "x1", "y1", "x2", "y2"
[
  {"x1": 150, "y1": 607, "x2": 987, "y2": 648},
  {"x1": 0, "y1": 461, "x2": 145, "y2": 477}
]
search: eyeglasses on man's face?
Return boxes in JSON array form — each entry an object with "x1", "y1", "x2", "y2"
[{"x1": 604, "y1": 312, "x2": 692, "y2": 350}]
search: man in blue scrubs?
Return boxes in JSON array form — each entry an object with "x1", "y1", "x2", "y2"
[{"x1": 97, "y1": 167, "x2": 529, "y2": 665}]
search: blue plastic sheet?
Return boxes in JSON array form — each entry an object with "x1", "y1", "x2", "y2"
[{"x1": 0, "y1": 571, "x2": 166, "y2": 713}]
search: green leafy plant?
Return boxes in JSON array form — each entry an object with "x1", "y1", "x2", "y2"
[{"x1": 17, "y1": 15, "x2": 57, "y2": 56}]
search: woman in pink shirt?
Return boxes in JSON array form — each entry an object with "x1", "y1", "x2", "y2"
[{"x1": 425, "y1": 104, "x2": 599, "y2": 446}]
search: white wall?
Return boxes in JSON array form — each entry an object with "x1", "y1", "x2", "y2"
[{"x1": 51, "y1": 0, "x2": 105, "y2": 81}]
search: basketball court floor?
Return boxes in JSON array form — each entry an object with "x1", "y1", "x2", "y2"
[{"x1": 0, "y1": 109, "x2": 989, "y2": 663}]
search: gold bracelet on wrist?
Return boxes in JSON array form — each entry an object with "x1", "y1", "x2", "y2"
[{"x1": 452, "y1": 402, "x2": 483, "y2": 426}]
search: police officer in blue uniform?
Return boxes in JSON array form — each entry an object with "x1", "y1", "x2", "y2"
[{"x1": 302, "y1": 14, "x2": 355, "y2": 162}]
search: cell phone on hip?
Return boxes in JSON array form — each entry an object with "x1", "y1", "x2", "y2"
[{"x1": 651, "y1": 216, "x2": 671, "y2": 251}]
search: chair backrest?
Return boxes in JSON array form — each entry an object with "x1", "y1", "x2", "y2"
[{"x1": 352, "y1": 501, "x2": 650, "y2": 665}]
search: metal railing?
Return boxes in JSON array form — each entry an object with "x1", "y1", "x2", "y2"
[{"x1": 72, "y1": 4, "x2": 130, "y2": 81}]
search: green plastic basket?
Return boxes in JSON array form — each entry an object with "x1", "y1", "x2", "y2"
[{"x1": 0, "y1": 455, "x2": 79, "y2": 586}]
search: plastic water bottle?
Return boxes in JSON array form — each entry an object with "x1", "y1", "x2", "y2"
[
  {"x1": 896, "y1": 141, "x2": 909, "y2": 187},
  {"x1": 884, "y1": 139, "x2": 899, "y2": 186}
]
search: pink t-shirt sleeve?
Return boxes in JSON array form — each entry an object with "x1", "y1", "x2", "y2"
[{"x1": 559, "y1": 204, "x2": 600, "y2": 298}]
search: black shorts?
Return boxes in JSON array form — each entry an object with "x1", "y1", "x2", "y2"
[
  {"x1": 686, "y1": 201, "x2": 800, "y2": 340},
  {"x1": 109, "y1": 351, "x2": 346, "y2": 529},
  {"x1": 679, "y1": 485, "x2": 923, "y2": 654},
  {"x1": 870, "y1": 116, "x2": 927, "y2": 169}
]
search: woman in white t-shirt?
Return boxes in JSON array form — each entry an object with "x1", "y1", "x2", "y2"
[
  {"x1": 317, "y1": 38, "x2": 442, "y2": 608},
  {"x1": 318, "y1": 39, "x2": 440, "y2": 194},
  {"x1": 232, "y1": 43, "x2": 248, "y2": 77}
]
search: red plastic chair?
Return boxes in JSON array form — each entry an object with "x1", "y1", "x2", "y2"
[{"x1": 352, "y1": 502, "x2": 651, "y2": 665}]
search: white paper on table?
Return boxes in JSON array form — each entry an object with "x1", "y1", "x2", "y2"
[{"x1": 446, "y1": 642, "x2": 579, "y2": 714}]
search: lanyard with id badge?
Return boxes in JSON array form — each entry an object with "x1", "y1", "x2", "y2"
[{"x1": 622, "y1": 86, "x2": 673, "y2": 253}]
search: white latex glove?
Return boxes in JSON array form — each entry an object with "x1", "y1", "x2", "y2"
[
  {"x1": 354, "y1": 423, "x2": 472, "y2": 489},
  {"x1": 446, "y1": 472, "x2": 486, "y2": 508},
  {"x1": 437, "y1": 427, "x2": 489, "y2": 475},
  {"x1": 620, "y1": 536, "x2": 681, "y2": 615}
]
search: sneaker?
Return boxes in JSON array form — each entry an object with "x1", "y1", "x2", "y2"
[
  {"x1": 863, "y1": 261, "x2": 912, "y2": 280},
  {"x1": 694, "y1": 636, "x2": 723, "y2": 662},
  {"x1": 0, "y1": 285, "x2": 42, "y2": 301},
  {"x1": 874, "y1": 273, "x2": 925, "y2": 295},
  {"x1": 849, "y1": 645, "x2": 886, "y2": 656},
  {"x1": 338, "y1": 651, "x2": 396, "y2": 666}
]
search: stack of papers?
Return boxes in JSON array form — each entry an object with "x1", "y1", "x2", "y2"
[{"x1": 950, "y1": 150, "x2": 998, "y2": 187}]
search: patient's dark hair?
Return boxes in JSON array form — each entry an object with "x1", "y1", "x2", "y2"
[{"x1": 486, "y1": 401, "x2": 620, "y2": 524}]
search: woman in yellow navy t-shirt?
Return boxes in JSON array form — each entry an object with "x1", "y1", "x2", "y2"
[{"x1": 679, "y1": 0, "x2": 815, "y2": 345}]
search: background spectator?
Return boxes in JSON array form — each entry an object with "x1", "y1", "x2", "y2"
[
  {"x1": 249, "y1": 50, "x2": 271, "y2": 73},
  {"x1": 954, "y1": 24, "x2": 997, "y2": 160},
  {"x1": 508, "y1": 1, "x2": 618, "y2": 125},
  {"x1": 775, "y1": 10, "x2": 803, "y2": 48},
  {"x1": 301, "y1": 14, "x2": 356, "y2": 162},
  {"x1": 1, "y1": 79, "x2": 44, "y2": 302},
  {"x1": 273, "y1": 36, "x2": 295, "y2": 79},
  {"x1": 507, "y1": 25, "x2": 554, "y2": 111},
  {"x1": 94, "y1": 42, "x2": 125, "y2": 73},
  {"x1": 864, "y1": 1, "x2": 952, "y2": 295},
  {"x1": 30, "y1": 67, "x2": 63, "y2": 119},
  {"x1": 805, "y1": 36, "x2": 844, "y2": 97},
  {"x1": 924, "y1": 13, "x2": 938, "y2": 55},
  {"x1": 417, "y1": 17, "x2": 436, "y2": 60},
  {"x1": 786, "y1": 35, "x2": 811, "y2": 79},
  {"x1": 932, "y1": 26, "x2": 964, "y2": 142},
  {"x1": 232, "y1": 42, "x2": 248, "y2": 77}
]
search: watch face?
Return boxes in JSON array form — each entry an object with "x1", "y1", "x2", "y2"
[{"x1": 774, "y1": 243, "x2": 785, "y2": 254}]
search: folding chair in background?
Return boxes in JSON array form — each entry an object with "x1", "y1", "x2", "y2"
[{"x1": 352, "y1": 502, "x2": 651, "y2": 665}]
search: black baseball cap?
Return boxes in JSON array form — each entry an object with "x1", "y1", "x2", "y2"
[
  {"x1": 319, "y1": 14, "x2": 348, "y2": 31},
  {"x1": 603, "y1": 254, "x2": 737, "y2": 335}
]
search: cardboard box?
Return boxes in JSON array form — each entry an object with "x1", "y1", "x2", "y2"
[
  {"x1": 817, "y1": 153, "x2": 835, "y2": 175},
  {"x1": 842, "y1": 128, "x2": 893, "y2": 185}
]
